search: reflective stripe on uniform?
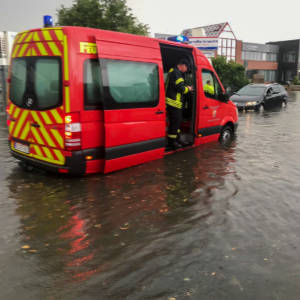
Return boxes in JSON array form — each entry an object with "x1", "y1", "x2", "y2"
[
  {"x1": 175, "y1": 77, "x2": 184, "y2": 85},
  {"x1": 166, "y1": 96, "x2": 182, "y2": 109},
  {"x1": 183, "y1": 86, "x2": 189, "y2": 94},
  {"x1": 168, "y1": 134, "x2": 177, "y2": 139}
]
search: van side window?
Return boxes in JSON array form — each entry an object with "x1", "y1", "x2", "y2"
[
  {"x1": 84, "y1": 59, "x2": 103, "y2": 108},
  {"x1": 202, "y1": 69, "x2": 223, "y2": 101},
  {"x1": 102, "y1": 60, "x2": 159, "y2": 109}
]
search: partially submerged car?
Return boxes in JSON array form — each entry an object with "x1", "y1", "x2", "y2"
[{"x1": 230, "y1": 83, "x2": 288, "y2": 111}]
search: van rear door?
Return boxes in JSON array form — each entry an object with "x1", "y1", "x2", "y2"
[
  {"x1": 8, "y1": 29, "x2": 65, "y2": 166},
  {"x1": 95, "y1": 39, "x2": 166, "y2": 173}
]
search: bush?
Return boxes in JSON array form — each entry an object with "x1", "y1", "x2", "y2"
[
  {"x1": 292, "y1": 76, "x2": 300, "y2": 85},
  {"x1": 211, "y1": 56, "x2": 249, "y2": 93}
]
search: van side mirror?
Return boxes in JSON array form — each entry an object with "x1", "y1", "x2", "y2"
[{"x1": 219, "y1": 93, "x2": 229, "y2": 102}]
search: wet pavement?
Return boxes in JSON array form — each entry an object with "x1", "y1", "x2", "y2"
[{"x1": 1, "y1": 92, "x2": 300, "y2": 300}]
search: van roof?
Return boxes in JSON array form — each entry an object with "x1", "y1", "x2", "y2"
[{"x1": 19, "y1": 26, "x2": 207, "y2": 58}]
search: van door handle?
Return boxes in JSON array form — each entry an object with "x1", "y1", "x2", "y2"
[
  {"x1": 203, "y1": 106, "x2": 209, "y2": 110},
  {"x1": 155, "y1": 110, "x2": 164, "y2": 115},
  {"x1": 31, "y1": 122, "x2": 40, "y2": 128}
]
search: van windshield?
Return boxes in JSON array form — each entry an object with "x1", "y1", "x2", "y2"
[{"x1": 10, "y1": 57, "x2": 62, "y2": 110}]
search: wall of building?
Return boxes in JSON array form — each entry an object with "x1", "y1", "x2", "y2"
[
  {"x1": 235, "y1": 40, "x2": 279, "y2": 82},
  {"x1": 268, "y1": 39, "x2": 300, "y2": 83}
]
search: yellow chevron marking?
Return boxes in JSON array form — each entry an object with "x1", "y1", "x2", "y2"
[
  {"x1": 9, "y1": 121, "x2": 15, "y2": 134},
  {"x1": 31, "y1": 112, "x2": 56, "y2": 148},
  {"x1": 19, "y1": 121, "x2": 30, "y2": 140},
  {"x1": 26, "y1": 48, "x2": 32, "y2": 56},
  {"x1": 64, "y1": 34, "x2": 69, "y2": 80},
  {"x1": 18, "y1": 44, "x2": 29, "y2": 57},
  {"x1": 54, "y1": 30, "x2": 63, "y2": 41},
  {"x1": 36, "y1": 42, "x2": 48, "y2": 56},
  {"x1": 13, "y1": 107, "x2": 21, "y2": 119},
  {"x1": 12, "y1": 44, "x2": 20, "y2": 58},
  {"x1": 33, "y1": 32, "x2": 40, "y2": 42},
  {"x1": 53, "y1": 149, "x2": 65, "y2": 162},
  {"x1": 65, "y1": 87, "x2": 70, "y2": 113},
  {"x1": 51, "y1": 129, "x2": 64, "y2": 148},
  {"x1": 31, "y1": 126, "x2": 45, "y2": 145},
  {"x1": 9, "y1": 103, "x2": 15, "y2": 115},
  {"x1": 18, "y1": 32, "x2": 29, "y2": 44},
  {"x1": 31, "y1": 48, "x2": 37, "y2": 56},
  {"x1": 14, "y1": 34, "x2": 21, "y2": 44},
  {"x1": 64, "y1": 34, "x2": 70, "y2": 113},
  {"x1": 33, "y1": 145, "x2": 43, "y2": 156},
  {"x1": 42, "y1": 146, "x2": 54, "y2": 160},
  {"x1": 25, "y1": 32, "x2": 33, "y2": 43},
  {"x1": 13, "y1": 110, "x2": 29, "y2": 137},
  {"x1": 50, "y1": 110, "x2": 63, "y2": 124},
  {"x1": 48, "y1": 41, "x2": 61, "y2": 56},
  {"x1": 31, "y1": 153, "x2": 64, "y2": 165},
  {"x1": 42, "y1": 30, "x2": 52, "y2": 41},
  {"x1": 40, "y1": 112, "x2": 52, "y2": 124}
]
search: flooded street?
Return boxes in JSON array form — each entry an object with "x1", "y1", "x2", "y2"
[{"x1": 1, "y1": 92, "x2": 300, "y2": 300}]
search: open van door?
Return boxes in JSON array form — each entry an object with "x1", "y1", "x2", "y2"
[{"x1": 95, "y1": 39, "x2": 166, "y2": 173}]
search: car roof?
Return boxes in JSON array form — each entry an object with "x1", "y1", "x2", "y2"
[{"x1": 247, "y1": 83, "x2": 281, "y2": 88}]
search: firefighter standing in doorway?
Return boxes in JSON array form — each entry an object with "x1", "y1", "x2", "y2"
[{"x1": 166, "y1": 59, "x2": 194, "y2": 149}]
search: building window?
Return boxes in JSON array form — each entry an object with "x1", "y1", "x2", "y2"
[
  {"x1": 242, "y1": 51, "x2": 277, "y2": 62},
  {"x1": 218, "y1": 38, "x2": 236, "y2": 62},
  {"x1": 283, "y1": 51, "x2": 296, "y2": 63}
]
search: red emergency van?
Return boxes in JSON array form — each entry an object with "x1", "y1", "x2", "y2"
[{"x1": 6, "y1": 26, "x2": 238, "y2": 175}]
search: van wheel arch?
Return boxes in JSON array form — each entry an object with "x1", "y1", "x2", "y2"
[{"x1": 219, "y1": 122, "x2": 234, "y2": 145}]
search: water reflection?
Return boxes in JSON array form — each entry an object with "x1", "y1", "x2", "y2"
[
  {"x1": 4, "y1": 92, "x2": 300, "y2": 299},
  {"x1": 7, "y1": 142, "x2": 236, "y2": 295}
]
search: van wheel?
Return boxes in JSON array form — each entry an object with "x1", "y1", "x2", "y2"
[{"x1": 219, "y1": 125, "x2": 233, "y2": 145}]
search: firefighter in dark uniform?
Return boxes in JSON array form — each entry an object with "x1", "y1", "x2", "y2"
[{"x1": 166, "y1": 59, "x2": 193, "y2": 149}]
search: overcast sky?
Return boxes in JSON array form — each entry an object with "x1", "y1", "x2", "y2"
[{"x1": 0, "y1": 0, "x2": 299, "y2": 43}]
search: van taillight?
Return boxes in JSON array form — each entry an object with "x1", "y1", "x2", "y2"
[
  {"x1": 64, "y1": 113, "x2": 82, "y2": 151},
  {"x1": 6, "y1": 106, "x2": 10, "y2": 127}
]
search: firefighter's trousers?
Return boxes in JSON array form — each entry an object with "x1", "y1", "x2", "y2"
[{"x1": 167, "y1": 105, "x2": 182, "y2": 139}]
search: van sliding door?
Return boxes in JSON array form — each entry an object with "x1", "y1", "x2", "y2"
[{"x1": 95, "y1": 40, "x2": 166, "y2": 173}]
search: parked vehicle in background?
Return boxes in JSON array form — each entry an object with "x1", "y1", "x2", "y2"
[{"x1": 230, "y1": 83, "x2": 288, "y2": 111}]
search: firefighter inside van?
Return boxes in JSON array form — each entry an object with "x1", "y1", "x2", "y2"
[
  {"x1": 165, "y1": 59, "x2": 194, "y2": 150},
  {"x1": 204, "y1": 80, "x2": 215, "y2": 95}
]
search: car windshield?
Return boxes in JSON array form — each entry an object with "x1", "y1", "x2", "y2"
[{"x1": 237, "y1": 85, "x2": 266, "y2": 96}]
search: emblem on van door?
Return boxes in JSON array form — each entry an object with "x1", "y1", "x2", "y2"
[{"x1": 26, "y1": 97, "x2": 34, "y2": 108}]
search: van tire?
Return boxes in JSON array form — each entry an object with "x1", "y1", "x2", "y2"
[{"x1": 219, "y1": 125, "x2": 233, "y2": 145}]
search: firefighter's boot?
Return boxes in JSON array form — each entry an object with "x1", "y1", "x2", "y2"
[{"x1": 167, "y1": 138, "x2": 181, "y2": 150}]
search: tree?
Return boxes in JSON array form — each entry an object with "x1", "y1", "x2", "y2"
[
  {"x1": 57, "y1": 0, "x2": 149, "y2": 36},
  {"x1": 211, "y1": 56, "x2": 249, "y2": 93}
]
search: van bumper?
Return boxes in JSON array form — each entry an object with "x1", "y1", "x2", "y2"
[{"x1": 10, "y1": 148, "x2": 103, "y2": 175}]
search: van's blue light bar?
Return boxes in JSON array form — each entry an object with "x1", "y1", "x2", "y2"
[
  {"x1": 43, "y1": 15, "x2": 53, "y2": 27},
  {"x1": 167, "y1": 35, "x2": 189, "y2": 43}
]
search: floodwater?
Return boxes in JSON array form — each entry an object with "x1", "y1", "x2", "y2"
[{"x1": 1, "y1": 93, "x2": 300, "y2": 300}]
